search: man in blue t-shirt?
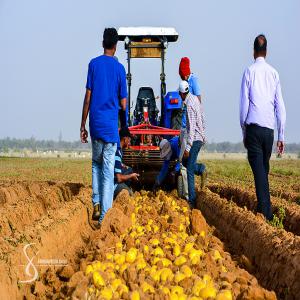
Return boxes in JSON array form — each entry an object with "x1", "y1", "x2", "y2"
[
  {"x1": 114, "y1": 127, "x2": 139, "y2": 199},
  {"x1": 80, "y1": 28, "x2": 128, "y2": 225},
  {"x1": 153, "y1": 136, "x2": 206, "y2": 192}
]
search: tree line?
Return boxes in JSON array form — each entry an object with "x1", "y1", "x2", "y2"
[{"x1": 1, "y1": 137, "x2": 300, "y2": 153}]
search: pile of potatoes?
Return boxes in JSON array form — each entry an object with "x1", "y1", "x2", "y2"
[{"x1": 85, "y1": 191, "x2": 232, "y2": 300}]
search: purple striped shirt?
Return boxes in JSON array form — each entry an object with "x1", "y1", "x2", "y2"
[{"x1": 185, "y1": 93, "x2": 206, "y2": 151}]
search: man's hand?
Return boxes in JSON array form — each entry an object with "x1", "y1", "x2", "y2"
[
  {"x1": 183, "y1": 150, "x2": 189, "y2": 159},
  {"x1": 277, "y1": 141, "x2": 285, "y2": 155},
  {"x1": 131, "y1": 173, "x2": 140, "y2": 181},
  {"x1": 80, "y1": 89, "x2": 91, "y2": 143},
  {"x1": 80, "y1": 128, "x2": 88, "y2": 143}
]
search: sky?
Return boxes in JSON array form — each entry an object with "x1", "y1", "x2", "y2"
[{"x1": 0, "y1": 0, "x2": 299, "y2": 142}]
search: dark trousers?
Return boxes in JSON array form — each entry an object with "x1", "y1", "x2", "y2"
[
  {"x1": 114, "y1": 183, "x2": 133, "y2": 199},
  {"x1": 182, "y1": 140, "x2": 205, "y2": 206},
  {"x1": 245, "y1": 124, "x2": 274, "y2": 220}
]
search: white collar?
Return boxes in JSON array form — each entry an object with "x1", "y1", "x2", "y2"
[{"x1": 255, "y1": 57, "x2": 265, "y2": 63}]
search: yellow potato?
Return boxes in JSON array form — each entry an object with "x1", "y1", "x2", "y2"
[
  {"x1": 181, "y1": 265, "x2": 192, "y2": 277},
  {"x1": 174, "y1": 256, "x2": 187, "y2": 266},
  {"x1": 153, "y1": 247, "x2": 164, "y2": 257},
  {"x1": 216, "y1": 290, "x2": 233, "y2": 300},
  {"x1": 85, "y1": 265, "x2": 93, "y2": 275},
  {"x1": 92, "y1": 272, "x2": 105, "y2": 288},
  {"x1": 136, "y1": 258, "x2": 147, "y2": 270},
  {"x1": 184, "y1": 243, "x2": 194, "y2": 253},
  {"x1": 118, "y1": 284, "x2": 129, "y2": 296},
  {"x1": 213, "y1": 250, "x2": 222, "y2": 261},
  {"x1": 161, "y1": 258, "x2": 172, "y2": 267},
  {"x1": 126, "y1": 248, "x2": 138, "y2": 263},
  {"x1": 130, "y1": 290, "x2": 140, "y2": 300},
  {"x1": 160, "y1": 268, "x2": 174, "y2": 282},
  {"x1": 171, "y1": 286, "x2": 184, "y2": 294},
  {"x1": 173, "y1": 244, "x2": 181, "y2": 257},
  {"x1": 141, "y1": 282, "x2": 155, "y2": 293},
  {"x1": 100, "y1": 287, "x2": 113, "y2": 300},
  {"x1": 111, "y1": 278, "x2": 122, "y2": 291},
  {"x1": 199, "y1": 285, "x2": 217, "y2": 299},
  {"x1": 175, "y1": 272, "x2": 186, "y2": 283}
]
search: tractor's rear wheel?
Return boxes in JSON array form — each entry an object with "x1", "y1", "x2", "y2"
[{"x1": 177, "y1": 175, "x2": 184, "y2": 199}]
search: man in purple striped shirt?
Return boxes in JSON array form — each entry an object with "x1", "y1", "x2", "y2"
[{"x1": 239, "y1": 34, "x2": 286, "y2": 220}]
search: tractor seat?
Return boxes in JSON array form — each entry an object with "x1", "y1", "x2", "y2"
[{"x1": 135, "y1": 87, "x2": 158, "y2": 114}]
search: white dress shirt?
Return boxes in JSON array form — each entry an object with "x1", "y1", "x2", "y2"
[{"x1": 240, "y1": 57, "x2": 286, "y2": 141}]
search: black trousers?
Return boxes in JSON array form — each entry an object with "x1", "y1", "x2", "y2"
[{"x1": 245, "y1": 124, "x2": 274, "y2": 220}]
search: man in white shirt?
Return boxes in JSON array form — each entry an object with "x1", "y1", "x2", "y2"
[{"x1": 239, "y1": 34, "x2": 286, "y2": 220}]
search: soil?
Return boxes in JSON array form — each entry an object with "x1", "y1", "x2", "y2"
[
  {"x1": 1, "y1": 180, "x2": 297, "y2": 299},
  {"x1": 207, "y1": 182, "x2": 300, "y2": 236},
  {"x1": 197, "y1": 188, "x2": 300, "y2": 299}
]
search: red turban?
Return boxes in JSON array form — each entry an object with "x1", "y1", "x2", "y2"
[{"x1": 179, "y1": 57, "x2": 191, "y2": 78}]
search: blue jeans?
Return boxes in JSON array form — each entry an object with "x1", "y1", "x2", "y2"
[
  {"x1": 92, "y1": 139, "x2": 117, "y2": 222},
  {"x1": 183, "y1": 140, "x2": 205, "y2": 207}
]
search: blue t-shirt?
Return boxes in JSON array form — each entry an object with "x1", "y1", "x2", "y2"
[
  {"x1": 188, "y1": 73, "x2": 201, "y2": 96},
  {"x1": 86, "y1": 55, "x2": 127, "y2": 143},
  {"x1": 156, "y1": 136, "x2": 181, "y2": 185}
]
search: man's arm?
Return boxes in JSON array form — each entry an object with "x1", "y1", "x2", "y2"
[
  {"x1": 274, "y1": 74, "x2": 286, "y2": 154},
  {"x1": 80, "y1": 89, "x2": 91, "y2": 143},
  {"x1": 119, "y1": 65, "x2": 128, "y2": 126},
  {"x1": 191, "y1": 75, "x2": 201, "y2": 102},
  {"x1": 120, "y1": 98, "x2": 127, "y2": 111},
  {"x1": 239, "y1": 69, "x2": 250, "y2": 144},
  {"x1": 116, "y1": 172, "x2": 139, "y2": 183},
  {"x1": 155, "y1": 160, "x2": 171, "y2": 186}
]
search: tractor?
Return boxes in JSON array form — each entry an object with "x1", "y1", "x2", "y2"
[{"x1": 118, "y1": 27, "x2": 185, "y2": 193}]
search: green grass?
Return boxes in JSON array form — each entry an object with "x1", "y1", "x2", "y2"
[
  {"x1": 268, "y1": 207, "x2": 286, "y2": 229},
  {"x1": 0, "y1": 157, "x2": 91, "y2": 185},
  {"x1": 0, "y1": 157, "x2": 299, "y2": 197}
]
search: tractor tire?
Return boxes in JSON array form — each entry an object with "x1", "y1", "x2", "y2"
[{"x1": 177, "y1": 175, "x2": 185, "y2": 199}]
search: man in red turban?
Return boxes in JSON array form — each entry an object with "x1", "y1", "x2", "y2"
[{"x1": 179, "y1": 57, "x2": 201, "y2": 103}]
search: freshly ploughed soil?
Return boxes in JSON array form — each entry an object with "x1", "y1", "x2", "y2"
[{"x1": 0, "y1": 180, "x2": 297, "y2": 299}]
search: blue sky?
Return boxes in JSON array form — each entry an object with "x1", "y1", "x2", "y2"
[{"x1": 0, "y1": 0, "x2": 299, "y2": 142}]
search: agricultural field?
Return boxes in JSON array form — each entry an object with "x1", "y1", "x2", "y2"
[{"x1": 0, "y1": 157, "x2": 299, "y2": 300}]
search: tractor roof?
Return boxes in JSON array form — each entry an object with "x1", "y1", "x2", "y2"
[{"x1": 118, "y1": 27, "x2": 178, "y2": 42}]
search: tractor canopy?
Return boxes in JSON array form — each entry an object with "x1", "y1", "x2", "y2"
[{"x1": 118, "y1": 27, "x2": 179, "y2": 43}]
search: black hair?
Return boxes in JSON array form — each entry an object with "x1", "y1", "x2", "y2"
[
  {"x1": 254, "y1": 34, "x2": 267, "y2": 53},
  {"x1": 103, "y1": 28, "x2": 119, "y2": 49},
  {"x1": 119, "y1": 127, "x2": 131, "y2": 139}
]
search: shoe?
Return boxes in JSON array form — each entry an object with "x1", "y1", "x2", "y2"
[
  {"x1": 200, "y1": 170, "x2": 207, "y2": 190},
  {"x1": 92, "y1": 204, "x2": 100, "y2": 221},
  {"x1": 188, "y1": 200, "x2": 196, "y2": 209},
  {"x1": 94, "y1": 222, "x2": 101, "y2": 230}
]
